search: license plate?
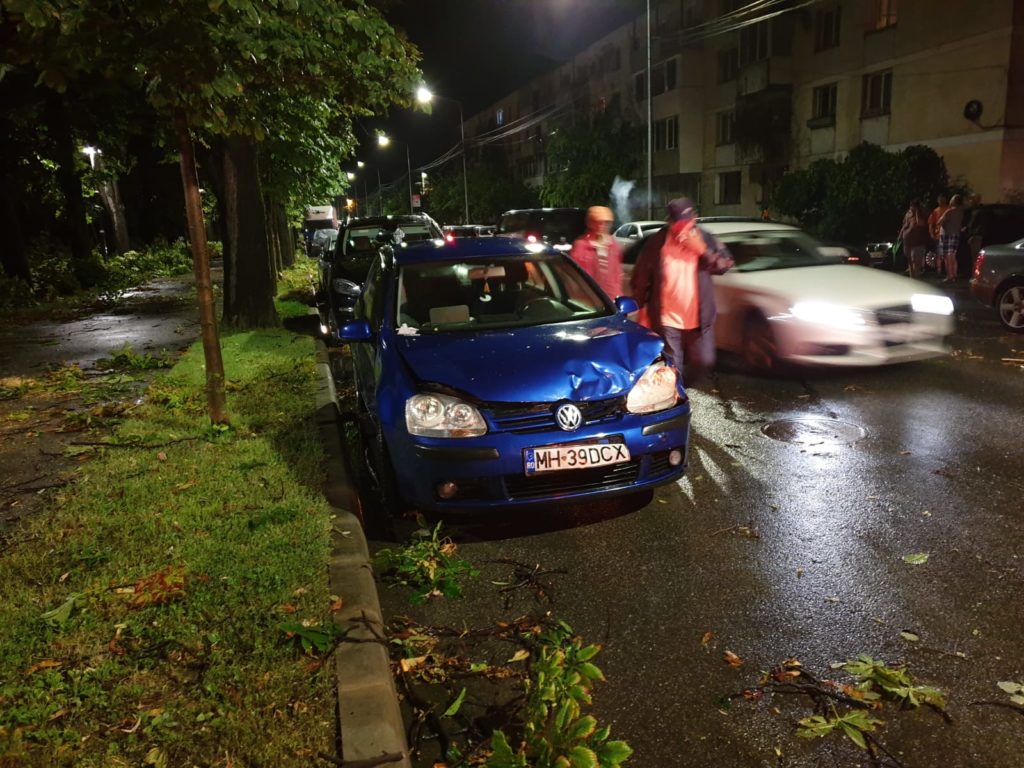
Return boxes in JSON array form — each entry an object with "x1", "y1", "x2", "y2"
[{"x1": 524, "y1": 442, "x2": 631, "y2": 475}]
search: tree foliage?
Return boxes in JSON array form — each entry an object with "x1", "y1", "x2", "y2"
[
  {"x1": 540, "y1": 117, "x2": 641, "y2": 209},
  {"x1": 426, "y1": 150, "x2": 539, "y2": 225},
  {"x1": 772, "y1": 142, "x2": 953, "y2": 243}
]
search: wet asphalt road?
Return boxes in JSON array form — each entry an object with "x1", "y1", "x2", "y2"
[{"x1": 369, "y1": 279, "x2": 1024, "y2": 768}]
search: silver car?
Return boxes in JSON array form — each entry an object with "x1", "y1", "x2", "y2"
[{"x1": 970, "y1": 238, "x2": 1024, "y2": 332}]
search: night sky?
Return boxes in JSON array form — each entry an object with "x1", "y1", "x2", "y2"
[{"x1": 361, "y1": 0, "x2": 643, "y2": 181}]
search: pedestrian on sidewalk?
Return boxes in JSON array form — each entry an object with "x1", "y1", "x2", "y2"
[
  {"x1": 630, "y1": 198, "x2": 734, "y2": 385},
  {"x1": 937, "y1": 194, "x2": 965, "y2": 282},
  {"x1": 899, "y1": 199, "x2": 930, "y2": 279},
  {"x1": 569, "y1": 206, "x2": 624, "y2": 300},
  {"x1": 927, "y1": 193, "x2": 950, "y2": 277}
]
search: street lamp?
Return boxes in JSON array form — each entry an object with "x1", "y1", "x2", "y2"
[
  {"x1": 416, "y1": 85, "x2": 470, "y2": 224},
  {"x1": 378, "y1": 133, "x2": 415, "y2": 214}
]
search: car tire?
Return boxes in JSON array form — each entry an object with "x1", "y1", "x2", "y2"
[
  {"x1": 742, "y1": 313, "x2": 780, "y2": 374},
  {"x1": 996, "y1": 281, "x2": 1024, "y2": 333},
  {"x1": 373, "y1": 427, "x2": 406, "y2": 518}
]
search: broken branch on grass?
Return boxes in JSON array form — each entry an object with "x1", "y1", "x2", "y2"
[{"x1": 489, "y1": 558, "x2": 567, "y2": 607}]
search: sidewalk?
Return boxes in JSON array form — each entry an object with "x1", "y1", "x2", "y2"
[{"x1": 313, "y1": 338, "x2": 411, "y2": 768}]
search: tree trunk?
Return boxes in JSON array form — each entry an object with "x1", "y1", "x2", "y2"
[
  {"x1": 0, "y1": 184, "x2": 30, "y2": 281},
  {"x1": 216, "y1": 140, "x2": 237, "y2": 322},
  {"x1": 96, "y1": 175, "x2": 130, "y2": 254},
  {"x1": 265, "y1": 198, "x2": 281, "y2": 276},
  {"x1": 222, "y1": 135, "x2": 278, "y2": 328},
  {"x1": 174, "y1": 110, "x2": 229, "y2": 426},
  {"x1": 44, "y1": 91, "x2": 96, "y2": 285},
  {"x1": 276, "y1": 204, "x2": 295, "y2": 268}
]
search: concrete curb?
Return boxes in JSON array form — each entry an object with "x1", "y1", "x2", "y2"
[{"x1": 314, "y1": 336, "x2": 411, "y2": 768}]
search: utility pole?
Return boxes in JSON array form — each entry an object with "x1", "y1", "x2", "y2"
[
  {"x1": 458, "y1": 102, "x2": 470, "y2": 224},
  {"x1": 646, "y1": 0, "x2": 653, "y2": 219},
  {"x1": 406, "y1": 144, "x2": 414, "y2": 214}
]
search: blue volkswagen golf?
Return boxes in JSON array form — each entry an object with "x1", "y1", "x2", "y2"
[{"x1": 340, "y1": 236, "x2": 690, "y2": 513}]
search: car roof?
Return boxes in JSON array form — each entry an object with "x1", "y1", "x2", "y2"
[
  {"x1": 345, "y1": 215, "x2": 437, "y2": 228},
  {"x1": 501, "y1": 207, "x2": 585, "y2": 215},
  {"x1": 698, "y1": 221, "x2": 802, "y2": 235},
  {"x1": 622, "y1": 220, "x2": 664, "y2": 227},
  {"x1": 393, "y1": 236, "x2": 555, "y2": 266}
]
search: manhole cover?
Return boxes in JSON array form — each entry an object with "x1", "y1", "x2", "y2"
[{"x1": 762, "y1": 418, "x2": 867, "y2": 446}]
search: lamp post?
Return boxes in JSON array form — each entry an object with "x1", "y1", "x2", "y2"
[
  {"x1": 416, "y1": 86, "x2": 470, "y2": 224},
  {"x1": 377, "y1": 133, "x2": 415, "y2": 214}
]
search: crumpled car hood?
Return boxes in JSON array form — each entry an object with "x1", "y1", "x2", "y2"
[{"x1": 394, "y1": 316, "x2": 664, "y2": 403}]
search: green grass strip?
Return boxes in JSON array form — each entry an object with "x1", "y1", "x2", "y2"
[{"x1": 0, "y1": 264, "x2": 335, "y2": 766}]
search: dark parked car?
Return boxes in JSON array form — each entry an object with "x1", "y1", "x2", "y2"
[
  {"x1": 971, "y1": 238, "x2": 1024, "y2": 332},
  {"x1": 497, "y1": 208, "x2": 587, "y2": 251},
  {"x1": 317, "y1": 214, "x2": 442, "y2": 340},
  {"x1": 338, "y1": 236, "x2": 690, "y2": 516},
  {"x1": 308, "y1": 228, "x2": 337, "y2": 260},
  {"x1": 960, "y1": 204, "x2": 1024, "y2": 277}
]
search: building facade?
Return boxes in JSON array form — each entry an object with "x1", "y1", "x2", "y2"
[{"x1": 463, "y1": 0, "x2": 1024, "y2": 217}]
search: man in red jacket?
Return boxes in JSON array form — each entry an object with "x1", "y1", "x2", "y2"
[
  {"x1": 630, "y1": 198, "x2": 734, "y2": 384},
  {"x1": 569, "y1": 206, "x2": 624, "y2": 300}
]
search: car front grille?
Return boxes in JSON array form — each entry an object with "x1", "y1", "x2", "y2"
[
  {"x1": 646, "y1": 451, "x2": 675, "y2": 478},
  {"x1": 488, "y1": 397, "x2": 625, "y2": 434},
  {"x1": 874, "y1": 305, "x2": 914, "y2": 326},
  {"x1": 504, "y1": 460, "x2": 640, "y2": 500}
]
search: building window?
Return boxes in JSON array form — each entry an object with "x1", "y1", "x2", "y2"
[
  {"x1": 637, "y1": 58, "x2": 679, "y2": 100},
  {"x1": 634, "y1": 71, "x2": 646, "y2": 101},
  {"x1": 815, "y1": 5, "x2": 841, "y2": 50},
  {"x1": 717, "y1": 47, "x2": 739, "y2": 83},
  {"x1": 811, "y1": 83, "x2": 837, "y2": 124},
  {"x1": 861, "y1": 70, "x2": 892, "y2": 117},
  {"x1": 871, "y1": 0, "x2": 897, "y2": 31},
  {"x1": 715, "y1": 110, "x2": 735, "y2": 145},
  {"x1": 717, "y1": 171, "x2": 742, "y2": 205},
  {"x1": 496, "y1": 108, "x2": 505, "y2": 127},
  {"x1": 739, "y1": 22, "x2": 769, "y2": 67},
  {"x1": 654, "y1": 116, "x2": 679, "y2": 151},
  {"x1": 682, "y1": 0, "x2": 703, "y2": 28}
]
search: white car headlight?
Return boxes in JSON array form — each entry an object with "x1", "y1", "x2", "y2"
[
  {"x1": 911, "y1": 294, "x2": 954, "y2": 315},
  {"x1": 626, "y1": 362, "x2": 678, "y2": 414},
  {"x1": 790, "y1": 301, "x2": 867, "y2": 328},
  {"x1": 405, "y1": 393, "x2": 487, "y2": 438}
]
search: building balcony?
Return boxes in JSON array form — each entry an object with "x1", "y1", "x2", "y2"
[{"x1": 736, "y1": 57, "x2": 793, "y2": 98}]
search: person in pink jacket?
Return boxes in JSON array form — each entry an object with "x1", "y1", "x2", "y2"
[{"x1": 569, "y1": 206, "x2": 624, "y2": 300}]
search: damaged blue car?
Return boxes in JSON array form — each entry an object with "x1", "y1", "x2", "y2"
[{"x1": 340, "y1": 237, "x2": 690, "y2": 513}]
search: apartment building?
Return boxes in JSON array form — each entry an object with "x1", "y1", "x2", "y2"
[{"x1": 464, "y1": 0, "x2": 1024, "y2": 216}]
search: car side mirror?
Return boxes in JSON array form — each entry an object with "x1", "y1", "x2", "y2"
[
  {"x1": 339, "y1": 320, "x2": 373, "y2": 343},
  {"x1": 615, "y1": 296, "x2": 639, "y2": 315}
]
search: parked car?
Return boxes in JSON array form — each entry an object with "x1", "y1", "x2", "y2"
[
  {"x1": 960, "y1": 204, "x2": 1024, "y2": 278},
  {"x1": 443, "y1": 224, "x2": 492, "y2": 240},
  {"x1": 308, "y1": 228, "x2": 337, "y2": 260},
  {"x1": 613, "y1": 220, "x2": 664, "y2": 252},
  {"x1": 497, "y1": 208, "x2": 587, "y2": 251},
  {"x1": 339, "y1": 236, "x2": 691, "y2": 514},
  {"x1": 970, "y1": 238, "x2": 1024, "y2": 332},
  {"x1": 700, "y1": 222, "x2": 956, "y2": 369},
  {"x1": 317, "y1": 214, "x2": 442, "y2": 340}
]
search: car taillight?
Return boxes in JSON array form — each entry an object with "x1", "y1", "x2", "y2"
[
  {"x1": 973, "y1": 250, "x2": 985, "y2": 279},
  {"x1": 445, "y1": 233, "x2": 455, "y2": 243},
  {"x1": 526, "y1": 234, "x2": 538, "y2": 243}
]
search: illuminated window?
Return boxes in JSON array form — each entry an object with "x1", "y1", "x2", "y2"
[
  {"x1": 496, "y1": 108, "x2": 504, "y2": 126},
  {"x1": 872, "y1": 0, "x2": 897, "y2": 30}
]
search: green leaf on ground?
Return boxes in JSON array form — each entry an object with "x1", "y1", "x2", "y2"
[
  {"x1": 902, "y1": 553, "x2": 930, "y2": 565},
  {"x1": 443, "y1": 687, "x2": 467, "y2": 718}
]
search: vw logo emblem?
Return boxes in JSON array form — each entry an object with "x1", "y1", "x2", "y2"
[{"x1": 555, "y1": 403, "x2": 582, "y2": 432}]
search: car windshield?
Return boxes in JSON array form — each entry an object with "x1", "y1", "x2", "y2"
[
  {"x1": 395, "y1": 255, "x2": 611, "y2": 334},
  {"x1": 343, "y1": 223, "x2": 436, "y2": 257},
  {"x1": 716, "y1": 230, "x2": 835, "y2": 272}
]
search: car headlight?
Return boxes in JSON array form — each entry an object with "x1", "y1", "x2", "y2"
[
  {"x1": 911, "y1": 294, "x2": 954, "y2": 315},
  {"x1": 405, "y1": 393, "x2": 487, "y2": 438},
  {"x1": 332, "y1": 278, "x2": 361, "y2": 296},
  {"x1": 626, "y1": 362, "x2": 678, "y2": 414},
  {"x1": 790, "y1": 301, "x2": 867, "y2": 328}
]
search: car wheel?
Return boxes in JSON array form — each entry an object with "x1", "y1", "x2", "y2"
[
  {"x1": 742, "y1": 313, "x2": 779, "y2": 373},
  {"x1": 996, "y1": 282, "x2": 1024, "y2": 333},
  {"x1": 372, "y1": 427, "x2": 407, "y2": 518}
]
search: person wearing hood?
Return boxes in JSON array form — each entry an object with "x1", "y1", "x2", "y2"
[
  {"x1": 630, "y1": 198, "x2": 734, "y2": 384},
  {"x1": 569, "y1": 206, "x2": 624, "y2": 300}
]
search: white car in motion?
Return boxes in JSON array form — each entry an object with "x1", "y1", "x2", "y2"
[{"x1": 700, "y1": 222, "x2": 955, "y2": 370}]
